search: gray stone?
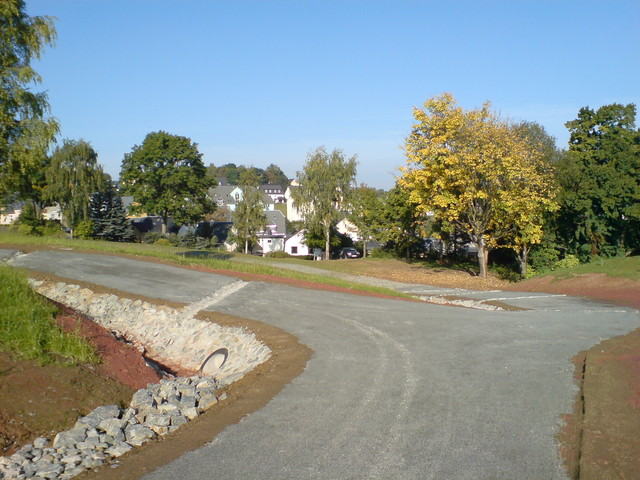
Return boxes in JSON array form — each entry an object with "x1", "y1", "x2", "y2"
[
  {"x1": 33, "y1": 438, "x2": 49, "y2": 449},
  {"x1": 74, "y1": 405, "x2": 121, "y2": 429},
  {"x1": 169, "y1": 414, "x2": 188, "y2": 428},
  {"x1": 52, "y1": 428, "x2": 87, "y2": 450},
  {"x1": 97, "y1": 418, "x2": 123, "y2": 432},
  {"x1": 144, "y1": 414, "x2": 171, "y2": 427},
  {"x1": 149, "y1": 425, "x2": 171, "y2": 436},
  {"x1": 120, "y1": 408, "x2": 138, "y2": 425},
  {"x1": 198, "y1": 393, "x2": 218, "y2": 411},
  {"x1": 105, "y1": 442, "x2": 133, "y2": 457},
  {"x1": 183, "y1": 407, "x2": 199, "y2": 420},
  {"x1": 80, "y1": 456, "x2": 105, "y2": 469},
  {"x1": 179, "y1": 395, "x2": 197, "y2": 409},
  {"x1": 60, "y1": 455, "x2": 82, "y2": 465},
  {"x1": 124, "y1": 424, "x2": 155, "y2": 446},
  {"x1": 34, "y1": 462, "x2": 63, "y2": 477},
  {"x1": 131, "y1": 390, "x2": 155, "y2": 409},
  {"x1": 156, "y1": 403, "x2": 180, "y2": 415}
]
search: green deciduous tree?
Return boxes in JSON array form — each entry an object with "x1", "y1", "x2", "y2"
[
  {"x1": 348, "y1": 185, "x2": 384, "y2": 258},
  {"x1": 401, "y1": 93, "x2": 557, "y2": 278},
  {"x1": 557, "y1": 103, "x2": 640, "y2": 257},
  {"x1": 0, "y1": 118, "x2": 57, "y2": 215},
  {"x1": 291, "y1": 147, "x2": 358, "y2": 260},
  {"x1": 265, "y1": 163, "x2": 290, "y2": 188},
  {"x1": 377, "y1": 184, "x2": 426, "y2": 258},
  {"x1": 0, "y1": 1, "x2": 58, "y2": 204},
  {"x1": 44, "y1": 139, "x2": 110, "y2": 235},
  {"x1": 90, "y1": 187, "x2": 134, "y2": 242},
  {"x1": 120, "y1": 131, "x2": 215, "y2": 233},
  {"x1": 233, "y1": 169, "x2": 266, "y2": 254}
]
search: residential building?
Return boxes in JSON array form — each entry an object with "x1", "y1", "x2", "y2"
[{"x1": 256, "y1": 210, "x2": 287, "y2": 255}]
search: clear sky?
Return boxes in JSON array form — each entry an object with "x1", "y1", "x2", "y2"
[{"x1": 26, "y1": 0, "x2": 640, "y2": 190}]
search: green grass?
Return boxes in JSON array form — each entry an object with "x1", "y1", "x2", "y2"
[
  {"x1": 550, "y1": 255, "x2": 640, "y2": 281},
  {"x1": 0, "y1": 232, "x2": 414, "y2": 299},
  {"x1": 0, "y1": 264, "x2": 99, "y2": 365}
]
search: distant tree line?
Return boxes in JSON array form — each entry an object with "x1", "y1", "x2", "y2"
[{"x1": 206, "y1": 163, "x2": 290, "y2": 187}]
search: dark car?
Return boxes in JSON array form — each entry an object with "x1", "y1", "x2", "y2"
[{"x1": 339, "y1": 247, "x2": 361, "y2": 259}]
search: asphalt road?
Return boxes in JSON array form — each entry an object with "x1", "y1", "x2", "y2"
[{"x1": 6, "y1": 249, "x2": 639, "y2": 479}]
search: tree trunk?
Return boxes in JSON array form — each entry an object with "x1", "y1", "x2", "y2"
[
  {"x1": 476, "y1": 241, "x2": 489, "y2": 279},
  {"x1": 518, "y1": 245, "x2": 529, "y2": 277},
  {"x1": 324, "y1": 223, "x2": 331, "y2": 260},
  {"x1": 244, "y1": 238, "x2": 249, "y2": 254},
  {"x1": 362, "y1": 239, "x2": 367, "y2": 258},
  {"x1": 161, "y1": 210, "x2": 168, "y2": 235}
]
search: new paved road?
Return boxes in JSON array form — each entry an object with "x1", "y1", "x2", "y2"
[{"x1": 6, "y1": 250, "x2": 639, "y2": 479}]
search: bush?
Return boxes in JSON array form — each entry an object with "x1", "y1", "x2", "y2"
[
  {"x1": 553, "y1": 254, "x2": 580, "y2": 270},
  {"x1": 530, "y1": 246, "x2": 561, "y2": 272},
  {"x1": 154, "y1": 238, "x2": 172, "y2": 246},
  {"x1": 143, "y1": 232, "x2": 162, "y2": 244},
  {"x1": 165, "y1": 233, "x2": 181, "y2": 246},
  {"x1": 40, "y1": 220, "x2": 65, "y2": 237},
  {"x1": 266, "y1": 250, "x2": 291, "y2": 258},
  {"x1": 179, "y1": 231, "x2": 197, "y2": 248},
  {"x1": 74, "y1": 220, "x2": 94, "y2": 239},
  {"x1": 524, "y1": 266, "x2": 539, "y2": 279},
  {"x1": 369, "y1": 248, "x2": 395, "y2": 259},
  {"x1": 491, "y1": 264, "x2": 522, "y2": 282},
  {"x1": 14, "y1": 223, "x2": 41, "y2": 236}
]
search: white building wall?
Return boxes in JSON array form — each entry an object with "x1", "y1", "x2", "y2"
[{"x1": 284, "y1": 231, "x2": 310, "y2": 256}]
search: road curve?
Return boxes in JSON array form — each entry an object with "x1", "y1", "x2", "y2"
[{"x1": 7, "y1": 250, "x2": 639, "y2": 480}]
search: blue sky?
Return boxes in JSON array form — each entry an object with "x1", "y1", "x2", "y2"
[{"x1": 26, "y1": 0, "x2": 640, "y2": 190}]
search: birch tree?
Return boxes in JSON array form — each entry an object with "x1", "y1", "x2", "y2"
[
  {"x1": 292, "y1": 147, "x2": 357, "y2": 260},
  {"x1": 233, "y1": 169, "x2": 266, "y2": 254}
]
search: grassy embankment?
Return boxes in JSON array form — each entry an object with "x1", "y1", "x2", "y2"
[
  {"x1": 0, "y1": 264, "x2": 98, "y2": 365},
  {"x1": 0, "y1": 232, "x2": 414, "y2": 299},
  {"x1": 548, "y1": 254, "x2": 640, "y2": 280}
]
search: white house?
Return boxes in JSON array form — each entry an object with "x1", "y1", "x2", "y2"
[
  {"x1": 0, "y1": 203, "x2": 22, "y2": 225},
  {"x1": 42, "y1": 204, "x2": 62, "y2": 221},
  {"x1": 256, "y1": 210, "x2": 287, "y2": 255},
  {"x1": 284, "y1": 229, "x2": 311, "y2": 256},
  {"x1": 336, "y1": 218, "x2": 360, "y2": 242},
  {"x1": 285, "y1": 185, "x2": 304, "y2": 222},
  {"x1": 259, "y1": 184, "x2": 286, "y2": 204},
  {"x1": 209, "y1": 185, "x2": 275, "y2": 212}
]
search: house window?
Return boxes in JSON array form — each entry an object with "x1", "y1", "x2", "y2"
[{"x1": 291, "y1": 246, "x2": 298, "y2": 254}]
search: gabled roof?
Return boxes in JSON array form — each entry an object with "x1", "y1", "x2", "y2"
[
  {"x1": 259, "y1": 184, "x2": 285, "y2": 195},
  {"x1": 208, "y1": 185, "x2": 242, "y2": 205},
  {"x1": 260, "y1": 209, "x2": 286, "y2": 236}
]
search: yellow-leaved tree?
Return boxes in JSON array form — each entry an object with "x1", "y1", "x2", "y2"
[{"x1": 400, "y1": 93, "x2": 557, "y2": 278}]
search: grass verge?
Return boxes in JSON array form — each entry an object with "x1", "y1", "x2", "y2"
[
  {"x1": 0, "y1": 264, "x2": 99, "y2": 365},
  {"x1": 0, "y1": 232, "x2": 414, "y2": 300},
  {"x1": 549, "y1": 255, "x2": 640, "y2": 281}
]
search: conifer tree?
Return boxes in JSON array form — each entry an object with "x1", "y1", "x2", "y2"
[{"x1": 90, "y1": 188, "x2": 134, "y2": 242}]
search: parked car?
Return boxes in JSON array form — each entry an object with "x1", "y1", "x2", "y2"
[{"x1": 339, "y1": 247, "x2": 361, "y2": 259}]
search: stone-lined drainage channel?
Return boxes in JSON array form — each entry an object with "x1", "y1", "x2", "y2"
[{"x1": 0, "y1": 280, "x2": 271, "y2": 480}]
